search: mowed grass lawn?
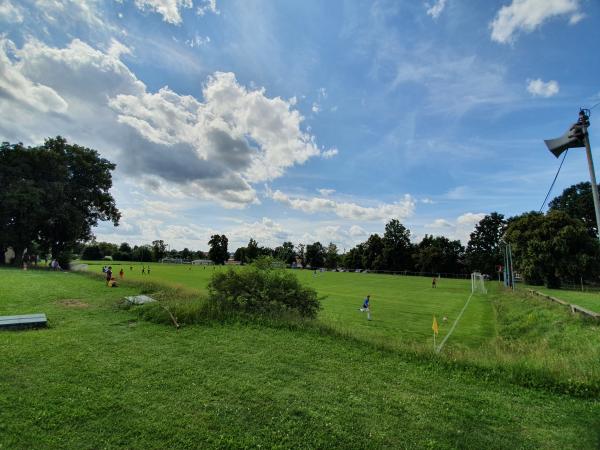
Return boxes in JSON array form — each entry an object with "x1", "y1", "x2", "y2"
[
  {"x1": 1, "y1": 268, "x2": 599, "y2": 449},
  {"x1": 83, "y1": 262, "x2": 493, "y2": 351}
]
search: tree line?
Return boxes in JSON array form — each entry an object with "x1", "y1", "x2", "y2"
[{"x1": 2, "y1": 138, "x2": 599, "y2": 288}]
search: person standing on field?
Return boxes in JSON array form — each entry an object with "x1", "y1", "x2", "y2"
[
  {"x1": 119, "y1": 268, "x2": 124, "y2": 279},
  {"x1": 359, "y1": 295, "x2": 372, "y2": 321},
  {"x1": 432, "y1": 277, "x2": 437, "y2": 288},
  {"x1": 106, "y1": 266, "x2": 113, "y2": 286}
]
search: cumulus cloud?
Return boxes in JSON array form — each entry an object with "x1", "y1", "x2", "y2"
[
  {"x1": 526, "y1": 78, "x2": 559, "y2": 97},
  {"x1": 185, "y1": 34, "x2": 210, "y2": 48},
  {"x1": 490, "y1": 0, "x2": 583, "y2": 44},
  {"x1": 0, "y1": 0, "x2": 23, "y2": 23},
  {"x1": 133, "y1": 0, "x2": 192, "y2": 24},
  {"x1": 268, "y1": 190, "x2": 415, "y2": 222},
  {"x1": 0, "y1": 38, "x2": 331, "y2": 208},
  {"x1": 425, "y1": 0, "x2": 446, "y2": 19}
]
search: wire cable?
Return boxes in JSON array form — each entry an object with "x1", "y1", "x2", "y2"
[{"x1": 539, "y1": 149, "x2": 568, "y2": 213}]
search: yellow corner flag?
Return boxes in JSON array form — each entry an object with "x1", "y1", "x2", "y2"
[{"x1": 432, "y1": 315, "x2": 439, "y2": 336}]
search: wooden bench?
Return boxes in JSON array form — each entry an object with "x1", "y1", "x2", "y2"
[{"x1": 0, "y1": 313, "x2": 48, "y2": 331}]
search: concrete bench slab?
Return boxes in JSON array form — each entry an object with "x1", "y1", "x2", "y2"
[
  {"x1": 0, "y1": 313, "x2": 48, "y2": 331},
  {"x1": 124, "y1": 295, "x2": 157, "y2": 305}
]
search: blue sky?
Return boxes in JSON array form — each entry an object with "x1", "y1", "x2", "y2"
[{"x1": 1, "y1": 0, "x2": 599, "y2": 252}]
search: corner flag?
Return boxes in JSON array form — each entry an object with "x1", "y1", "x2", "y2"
[{"x1": 432, "y1": 316, "x2": 439, "y2": 335}]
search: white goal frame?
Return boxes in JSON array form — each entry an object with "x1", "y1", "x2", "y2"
[{"x1": 471, "y1": 272, "x2": 487, "y2": 294}]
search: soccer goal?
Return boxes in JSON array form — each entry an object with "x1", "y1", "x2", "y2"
[{"x1": 471, "y1": 272, "x2": 487, "y2": 294}]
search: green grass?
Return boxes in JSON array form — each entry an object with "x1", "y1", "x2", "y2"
[
  {"x1": 526, "y1": 285, "x2": 600, "y2": 313},
  {"x1": 1, "y1": 268, "x2": 599, "y2": 449},
  {"x1": 81, "y1": 262, "x2": 493, "y2": 350},
  {"x1": 78, "y1": 262, "x2": 600, "y2": 392}
]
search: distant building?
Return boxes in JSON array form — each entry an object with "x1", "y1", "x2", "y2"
[
  {"x1": 161, "y1": 257, "x2": 183, "y2": 264},
  {"x1": 225, "y1": 257, "x2": 241, "y2": 265},
  {"x1": 192, "y1": 259, "x2": 214, "y2": 265}
]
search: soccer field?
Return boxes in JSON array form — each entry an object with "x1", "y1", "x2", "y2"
[{"x1": 83, "y1": 262, "x2": 494, "y2": 350}]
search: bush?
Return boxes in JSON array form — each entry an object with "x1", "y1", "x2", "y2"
[{"x1": 208, "y1": 260, "x2": 321, "y2": 318}]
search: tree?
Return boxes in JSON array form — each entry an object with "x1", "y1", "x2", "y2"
[
  {"x1": 548, "y1": 182, "x2": 599, "y2": 237},
  {"x1": 344, "y1": 244, "x2": 365, "y2": 270},
  {"x1": 363, "y1": 234, "x2": 385, "y2": 270},
  {"x1": 132, "y1": 245, "x2": 153, "y2": 262},
  {"x1": 181, "y1": 247, "x2": 192, "y2": 261},
  {"x1": 305, "y1": 242, "x2": 325, "y2": 268},
  {"x1": 208, "y1": 234, "x2": 229, "y2": 264},
  {"x1": 382, "y1": 219, "x2": 413, "y2": 271},
  {"x1": 414, "y1": 235, "x2": 465, "y2": 274},
  {"x1": 505, "y1": 211, "x2": 600, "y2": 287},
  {"x1": 0, "y1": 137, "x2": 120, "y2": 267},
  {"x1": 274, "y1": 241, "x2": 296, "y2": 265},
  {"x1": 246, "y1": 238, "x2": 259, "y2": 262},
  {"x1": 465, "y1": 212, "x2": 506, "y2": 276},
  {"x1": 296, "y1": 243, "x2": 306, "y2": 268},
  {"x1": 151, "y1": 240, "x2": 167, "y2": 262},
  {"x1": 234, "y1": 246, "x2": 247, "y2": 264},
  {"x1": 324, "y1": 242, "x2": 339, "y2": 270},
  {"x1": 81, "y1": 244, "x2": 102, "y2": 260}
]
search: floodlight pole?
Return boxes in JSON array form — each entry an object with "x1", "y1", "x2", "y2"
[{"x1": 582, "y1": 122, "x2": 600, "y2": 240}]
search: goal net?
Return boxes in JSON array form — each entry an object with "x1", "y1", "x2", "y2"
[{"x1": 471, "y1": 272, "x2": 487, "y2": 294}]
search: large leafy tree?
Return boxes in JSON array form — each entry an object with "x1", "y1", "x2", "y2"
[
  {"x1": 0, "y1": 137, "x2": 120, "y2": 266},
  {"x1": 324, "y1": 242, "x2": 339, "y2": 270},
  {"x1": 274, "y1": 241, "x2": 295, "y2": 265},
  {"x1": 151, "y1": 240, "x2": 167, "y2": 262},
  {"x1": 465, "y1": 212, "x2": 506, "y2": 275},
  {"x1": 382, "y1": 219, "x2": 413, "y2": 271},
  {"x1": 363, "y1": 234, "x2": 385, "y2": 270},
  {"x1": 548, "y1": 182, "x2": 599, "y2": 237},
  {"x1": 413, "y1": 235, "x2": 464, "y2": 274},
  {"x1": 208, "y1": 234, "x2": 229, "y2": 264},
  {"x1": 305, "y1": 241, "x2": 325, "y2": 268},
  {"x1": 505, "y1": 211, "x2": 600, "y2": 287},
  {"x1": 343, "y1": 244, "x2": 364, "y2": 270}
]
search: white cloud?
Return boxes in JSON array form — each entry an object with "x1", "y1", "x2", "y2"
[
  {"x1": 269, "y1": 190, "x2": 415, "y2": 222},
  {"x1": 426, "y1": 218, "x2": 453, "y2": 228},
  {"x1": 321, "y1": 148, "x2": 338, "y2": 159},
  {"x1": 421, "y1": 198, "x2": 435, "y2": 204},
  {"x1": 196, "y1": 0, "x2": 219, "y2": 16},
  {"x1": 425, "y1": 0, "x2": 446, "y2": 19},
  {"x1": 0, "y1": 0, "x2": 23, "y2": 23},
  {"x1": 490, "y1": 0, "x2": 583, "y2": 44},
  {"x1": 318, "y1": 188, "x2": 335, "y2": 196},
  {"x1": 185, "y1": 34, "x2": 210, "y2": 48},
  {"x1": 526, "y1": 78, "x2": 559, "y2": 97},
  {"x1": 424, "y1": 212, "x2": 486, "y2": 244},
  {"x1": 0, "y1": 39, "x2": 68, "y2": 113},
  {"x1": 133, "y1": 0, "x2": 192, "y2": 25},
  {"x1": 349, "y1": 225, "x2": 367, "y2": 237},
  {"x1": 34, "y1": 0, "x2": 107, "y2": 29},
  {"x1": 311, "y1": 102, "x2": 320, "y2": 113},
  {"x1": 0, "y1": 38, "x2": 332, "y2": 208}
]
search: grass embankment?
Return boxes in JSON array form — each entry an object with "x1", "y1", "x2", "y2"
[
  {"x1": 1, "y1": 268, "x2": 599, "y2": 449},
  {"x1": 526, "y1": 285, "x2": 600, "y2": 313}
]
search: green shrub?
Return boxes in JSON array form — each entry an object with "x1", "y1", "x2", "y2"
[{"x1": 208, "y1": 261, "x2": 321, "y2": 318}]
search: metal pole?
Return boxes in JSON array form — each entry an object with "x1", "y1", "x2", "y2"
[
  {"x1": 582, "y1": 123, "x2": 600, "y2": 240},
  {"x1": 508, "y1": 243, "x2": 515, "y2": 290}
]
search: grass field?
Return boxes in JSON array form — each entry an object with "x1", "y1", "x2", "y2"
[
  {"x1": 81, "y1": 261, "x2": 493, "y2": 351},
  {"x1": 1, "y1": 268, "x2": 599, "y2": 449}
]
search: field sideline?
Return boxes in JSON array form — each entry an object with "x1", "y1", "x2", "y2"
[{"x1": 80, "y1": 261, "x2": 494, "y2": 350}]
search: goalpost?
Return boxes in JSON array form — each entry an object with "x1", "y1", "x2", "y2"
[{"x1": 471, "y1": 272, "x2": 487, "y2": 294}]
